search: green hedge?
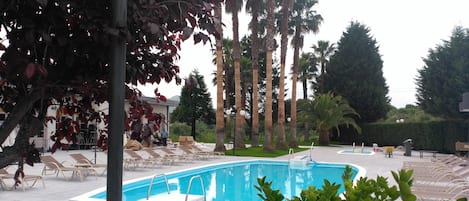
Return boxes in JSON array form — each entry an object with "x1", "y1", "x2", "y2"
[{"x1": 359, "y1": 121, "x2": 467, "y2": 153}]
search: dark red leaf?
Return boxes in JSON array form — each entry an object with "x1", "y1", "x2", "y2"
[
  {"x1": 0, "y1": 43, "x2": 5, "y2": 50},
  {"x1": 51, "y1": 143, "x2": 58, "y2": 153},
  {"x1": 187, "y1": 16, "x2": 196, "y2": 27},
  {"x1": 158, "y1": 95, "x2": 167, "y2": 102},
  {"x1": 37, "y1": 64, "x2": 48, "y2": 77},
  {"x1": 24, "y1": 63, "x2": 36, "y2": 78},
  {"x1": 193, "y1": 34, "x2": 201, "y2": 44}
]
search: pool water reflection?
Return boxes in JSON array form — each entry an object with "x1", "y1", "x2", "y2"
[{"x1": 75, "y1": 160, "x2": 364, "y2": 201}]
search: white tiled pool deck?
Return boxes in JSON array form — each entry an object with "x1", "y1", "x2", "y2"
[{"x1": 0, "y1": 145, "x2": 437, "y2": 201}]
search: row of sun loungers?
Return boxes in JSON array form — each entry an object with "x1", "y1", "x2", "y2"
[
  {"x1": 403, "y1": 155, "x2": 469, "y2": 200},
  {"x1": 0, "y1": 144, "x2": 224, "y2": 191}
]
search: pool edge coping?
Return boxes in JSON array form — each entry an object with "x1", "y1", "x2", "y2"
[{"x1": 69, "y1": 158, "x2": 366, "y2": 201}]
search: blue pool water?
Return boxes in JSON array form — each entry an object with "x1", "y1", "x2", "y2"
[{"x1": 75, "y1": 160, "x2": 362, "y2": 201}]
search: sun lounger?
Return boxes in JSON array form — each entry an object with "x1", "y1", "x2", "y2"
[
  {"x1": 124, "y1": 149, "x2": 162, "y2": 168},
  {"x1": 412, "y1": 179, "x2": 469, "y2": 193},
  {"x1": 69, "y1": 153, "x2": 107, "y2": 175},
  {"x1": 403, "y1": 155, "x2": 464, "y2": 168},
  {"x1": 0, "y1": 167, "x2": 44, "y2": 191},
  {"x1": 413, "y1": 187, "x2": 469, "y2": 200},
  {"x1": 40, "y1": 155, "x2": 97, "y2": 181},
  {"x1": 192, "y1": 144, "x2": 225, "y2": 158},
  {"x1": 142, "y1": 148, "x2": 175, "y2": 165},
  {"x1": 179, "y1": 146, "x2": 210, "y2": 160},
  {"x1": 160, "y1": 147, "x2": 190, "y2": 161}
]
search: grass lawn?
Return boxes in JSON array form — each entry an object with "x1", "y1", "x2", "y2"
[{"x1": 224, "y1": 146, "x2": 309, "y2": 157}]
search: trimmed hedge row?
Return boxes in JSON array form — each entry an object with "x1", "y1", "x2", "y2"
[{"x1": 339, "y1": 121, "x2": 468, "y2": 153}]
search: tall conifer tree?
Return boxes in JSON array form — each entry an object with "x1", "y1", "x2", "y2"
[{"x1": 324, "y1": 22, "x2": 389, "y2": 122}]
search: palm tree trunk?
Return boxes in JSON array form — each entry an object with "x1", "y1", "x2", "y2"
[
  {"x1": 225, "y1": 63, "x2": 232, "y2": 139},
  {"x1": 214, "y1": 3, "x2": 226, "y2": 152},
  {"x1": 319, "y1": 62, "x2": 325, "y2": 93},
  {"x1": 302, "y1": 80, "x2": 308, "y2": 99},
  {"x1": 231, "y1": 3, "x2": 245, "y2": 149},
  {"x1": 264, "y1": 0, "x2": 275, "y2": 152},
  {"x1": 289, "y1": 35, "x2": 300, "y2": 148},
  {"x1": 318, "y1": 130, "x2": 330, "y2": 145},
  {"x1": 250, "y1": 0, "x2": 260, "y2": 147},
  {"x1": 276, "y1": 0, "x2": 291, "y2": 150}
]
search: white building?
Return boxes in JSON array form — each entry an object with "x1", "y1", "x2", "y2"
[{"x1": 1, "y1": 96, "x2": 179, "y2": 152}]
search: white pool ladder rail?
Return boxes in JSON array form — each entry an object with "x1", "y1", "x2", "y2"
[
  {"x1": 185, "y1": 175, "x2": 206, "y2": 201},
  {"x1": 147, "y1": 174, "x2": 170, "y2": 200},
  {"x1": 145, "y1": 174, "x2": 205, "y2": 201}
]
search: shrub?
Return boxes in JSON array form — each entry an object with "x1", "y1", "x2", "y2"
[{"x1": 256, "y1": 167, "x2": 417, "y2": 201}]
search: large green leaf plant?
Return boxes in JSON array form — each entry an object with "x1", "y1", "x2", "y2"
[
  {"x1": 256, "y1": 166, "x2": 419, "y2": 201},
  {"x1": 298, "y1": 92, "x2": 361, "y2": 145}
]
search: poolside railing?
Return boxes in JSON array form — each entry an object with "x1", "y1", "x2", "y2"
[
  {"x1": 185, "y1": 175, "x2": 206, "y2": 201},
  {"x1": 147, "y1": 174, "x2": 170, "y2": 200}
]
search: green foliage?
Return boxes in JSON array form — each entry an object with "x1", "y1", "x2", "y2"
[
  {"x1": 171, "y1": 70, "x2": 215, "y2": 125},
  {"x1": 324, "y1": 21, "x2": 389, "y2": 122},
  {"x1": 381, "y1": 105, "x2": 442, "y2": 123},
  {"x1": 169, "y1": 121, "x2": 216, "y2": 143},
  {"x1": 256, "y1": 177, "x2": 285, "y2": 201},
  {"x1": 256, "y1": 167, "x2": 416, "y2": 201},
  {"x1": 416, "y1": 26, "x2": 469, "y2": 120},
  {"x1": 391, "y1": 169, "x2": 416, "y2": 201},
  {"x1": 361, "y1": 120, "x2": 467, "y2": 153},
  {"x1": 298, "y1": 92, "x2": 361, "y2": 145},
  {"x1": 226, "y1": 146, "x2": 308, "y2": 157}
]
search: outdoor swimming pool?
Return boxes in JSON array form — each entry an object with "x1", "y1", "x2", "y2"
[{"x1": 71, "y1": 160, "x2": 365, "y2": 201}]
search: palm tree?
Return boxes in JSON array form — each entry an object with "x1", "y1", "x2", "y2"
[
  {"x1": 297, "y1": 53, "x2": 317, "y2": 143},
  {"x1": 298, "y1": 52, "x2": 318, "y2": 99},
  {"x1": 298, "y1": 92, "x2": 361, "y2": 145},
  {"x1": 226, "y1": 0, "x2": 246, "y2": 149},
  {"x1": 289, "y1": 0, "x2": 323, "y2": 147},
  {"x1": 214, "y1": 2, "x2": 226, "y2": 152},
  {"x1": 276, "y1": 0, "x2": 293, "y2": 150},
  {"x1": 264, "y1": 0, "x2": 275, "y2": 152},
  {"x1": 312, "y1": 40, "x2": 335, "y2": 93},
  {"x1": 211, "y1": 39, "x2": 235, "y2": 139},
  {"x1": 246, "y1": 0, "x2": 263, "y2": 147}
]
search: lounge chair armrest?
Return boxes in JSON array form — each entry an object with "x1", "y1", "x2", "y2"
[{"x1": 61, "y1": 160, "x2": 75, "y2": 167}]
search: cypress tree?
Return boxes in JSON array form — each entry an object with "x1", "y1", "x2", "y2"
[{"x1": 324, "y1": 21, "x2": 390, "y2": 122}]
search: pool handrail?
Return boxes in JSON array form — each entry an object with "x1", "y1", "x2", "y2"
[
  {"x1": 147, "y1": 173, "x2": 170, "y2": 200},
  {"x1": 309, "y1": 142, "x2": 314, "y2": 161},
  {"x1": 288, "y1": 148, "x2": 294, "y2": 160},
  {"x1": 185, "y1": 175, "x2": 206, "y2": 201}
]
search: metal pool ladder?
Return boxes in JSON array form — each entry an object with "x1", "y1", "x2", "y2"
[
  {"x1": 185, "y1": 175, "x2": 206, "y2": 201},
  {"x1": 147, "y1": 174, "x2": 170, "y2": 200},
  {"x1": 146, "y1": 174, "x2": 206, "y2": 201}
]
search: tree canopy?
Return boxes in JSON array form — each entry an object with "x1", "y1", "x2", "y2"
[
  {"x1": 297, "y1": 92, "x2": 361, "y2": 145},
  {"x1": 416, "y1": 26, "x2": 469, "y2": 120},
  {"x1": 0, "y1": 0, "x2": 220, "y2": 168},
  {"x1": 324, "y1": 21, "x2": 389, "y2": 123},
  {"x1": 171, "y1": 70, "x2": 215, "y2": 139}
]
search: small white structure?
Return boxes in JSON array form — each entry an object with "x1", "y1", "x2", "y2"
[{"x1": 1, "y1": 96, "x2": 179, "y2": 152}]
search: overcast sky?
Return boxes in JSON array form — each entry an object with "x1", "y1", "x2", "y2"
[{"x1": 141, "y1": 0, "x2": 469, "y2": 109}]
